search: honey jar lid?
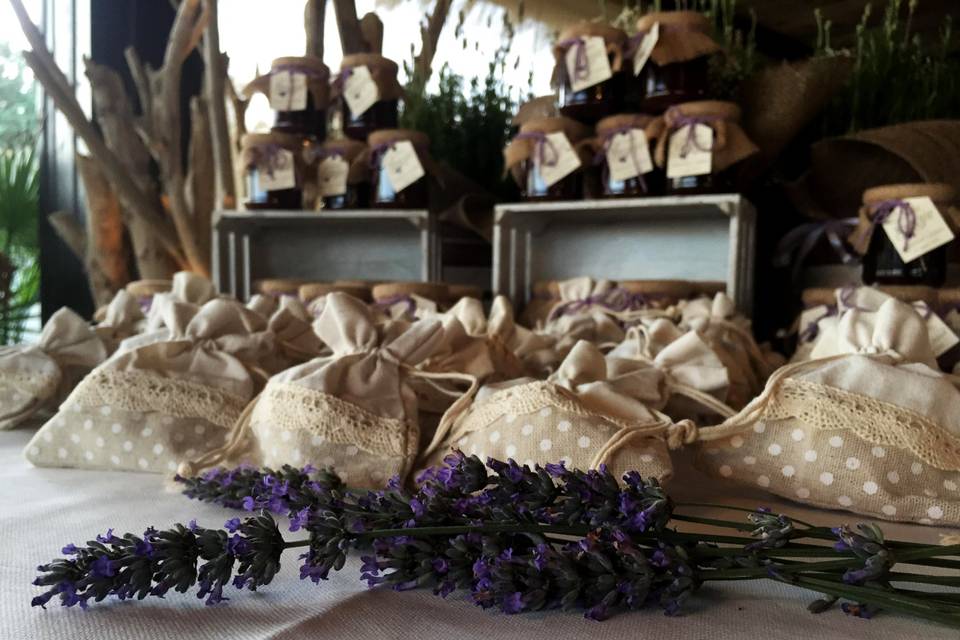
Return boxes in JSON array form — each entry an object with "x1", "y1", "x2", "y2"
[
  {"x1": 618, "y1": 279, "x2": 694, "y2": 300},
  {"x1": 800, "y1": 287, "x2": 837, "y2": 308},
  {"x1": 240, "y1": 131, "x2": 303, "y2": 150},
  {"x1": 372, "y1": 281, "x2": 449, "y2": 302},
  {"x1": 635, "y1": 11, "x2": 721, "y2": 66},
  {"x1": 125, "y1": 279, "x2": 172, "y2": 298},
  {"x1": 518, "y1": 116, "x2": 591, "y2": 143},
  {"x1": 298, "y1": 282, "x2": 371, "y2": 303},
  {"x1": 937, "y1": 288, "x2": 960, "y2": 307},
  {"x1": 367, "y1": 128, "x2": 431, "y2": 150},
  {"x1": 636, "y1": 10, "x2": 712, "y2": 33},
  {"x1": 254, "y1": 278, "x2": 307, "y2": 296},
  {"x1": 270, "y1": 56, "x2": 329, "y2": 77},
  {"x1": 557, "y1": 21, "x2": 628, "y2": 46},
  {"x1": 690, "y1": 281, "x2": 727, "y2": 297},
  {"x1": 667, "y1": 100, "x2": 742, "y2": 122},
  {"x1": 313, "y1": 138, "x2": 367, "y2": 162},
  {"x1": 595, "y1": 113, "x2": 655, "y2": 137},
  {"x1": 862, "y1": 183, "x2": 957, "y2": 206},
  {"x1": 340, "y1": 53, "x2": 399, "y2": 75},
  {"x1": 875, "y1": 285, "x2": 938, "y2": 305}
]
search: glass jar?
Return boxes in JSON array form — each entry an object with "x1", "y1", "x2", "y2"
[
  {"x1": 656, "y1": 101, "x2": 758, "y2": 195},
  {"x1": 505, "y1": 116, "x2": 589, "y2": 202},
  {"x1": 310, "y1": 139, "x2": 369, "y2": 211},
  {"x1": 367, "y1": 129, "x2": 431, "y2": 209},
  {"x1": 593, "y1": 113, "x2": 663, "y2": 198},
  {"x1": 554, "y1": 23, "x2": 628, "y2": 125},
  {"x1": 241, "y1": 132, "x2": 309, "y2": 210},
  {"x1": 335, "y1": 54, "x2": 402, "y2": 142},
  {"x1": 243, "y1": 57, "x2": 329, "y2": 139},
  {"x1": 627, "y1": 12, "x2": 718, "y2": 114},
  {"x1": 859, "y1": 184, "x2": 955, "y2": 287}
]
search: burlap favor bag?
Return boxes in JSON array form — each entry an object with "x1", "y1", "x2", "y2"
[
  {"x1": 260, "y1": 295, "x2": 327, "y2": 372},
  {"x1": 94, "y1": 290, "x2": 145, "y2": 354},
  {"x1": 694, "y1": 298, "x2": 960, "y2": 526},
  {"x1": 24, "y1": 298, "x2": 274, "y2": 473},
  {"x1": 418, "y1": 340, "x2": 697, "y2": 484},
  {"x1": 185, "y1": 293, "x2": 451, "y2": 488},
  {"x1": 536, "y1": 277, "x2": 627, "y2": 361},
  {"x1": 0, "y1": 308, "x2": 106, "y2": 429}
]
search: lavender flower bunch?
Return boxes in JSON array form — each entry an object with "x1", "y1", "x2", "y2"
[{"x1": 32, "y1": 453, "x2": 960, "y2": 629}]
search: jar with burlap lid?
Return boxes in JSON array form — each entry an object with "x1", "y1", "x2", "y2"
[
  {"x1": 553, "y1": 22, "x2": 628, "y2": 124},
  {"x1": 243, "y1": 56, "x2": 330, "y2": 138},
  {"x1": 255, "y1": 278, "x2": 307, "y2": 297},
  {"x1": 241, "y1": 132, "x2": 310, "y2": 209},
  {"x1": 653, "y1": 100, "x2": 758, "y2": 194},
  {"x1": 504, "y1": 116, "x2": 591, "y2": 201},
  {"x1": 372, "y1": 281, "x2": 449, "y2": 320},
  {"x1": 333, "y1": 54, "x2": 403, "y2": 142},
  {"x1": 590, "y1": 113, "x2": 662, "y2": 197},
  {"x1": 366, "y1": 129, "x2": 434, "y2": 209},
  {"x1": 618, "y1": 279, "x2": 693, "y2": 310},
  {"x1": 307, "y1": 138, "x2": 369, "y2": 210},
  {"x1": 850, "y1": 183, "x2": 956, "y2": 287},
  {"x1": 298, "y1": 282, "x2": 371, "y2": 304},
  {"x1": 628, "y1": 11, "x2": 721, "y2": 113}
]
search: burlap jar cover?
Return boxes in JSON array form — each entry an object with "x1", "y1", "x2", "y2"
[
  {"x1": 588, "y1": 114, "x2": 660, "y2": 192},
  {"x1": 0, "y1": 308, "x2": 106, "y2": 430},
  {"x1": 503, "y1": 117, "x2": 592, "y2": 188},
  {"x1": 848, "y1": 183, "x2": 959, "y2": 256},
  {"x1": 634, "y1": 11, "x2": 722, "y2": 67},
  {"x1": 240, "y1": 132, "x2": 309, "y2": 202},
  {"x1": 331, "y1": 53, "x2": 404, "y2": 104},
  {"x1": 552, "y1": 22, "x2": 627, "y2": 87},
  {"x1": 364, "y1": 128, "x2": 439, "y2": 191},
  {"x1": 653, "y1": 101, "x2": 759, "y2": 174},
  {"x1": 308, "y1": 138, "x2": 370, "y2": 204},
  {"x1": 24, "y1": 298, "x2": 275, "y2": 474},
  {"x1": 242, "y1": 56, "x2": 331, "y2": 110},
  {"x1": 693, "y1": 298, "x2": 960, "y2": 526},
  {"x1": 418, "y1": 340, "x2": 695, "y2": 484},
  {"x1": 678, "y1": 293, "x2": 780, "y2": 409},
  {"x1": 188, "y1": 293, "x2": 452, "y2": 488},
  {"x1": 372, "y1": 281, "x2": 448, "y2": 321}
]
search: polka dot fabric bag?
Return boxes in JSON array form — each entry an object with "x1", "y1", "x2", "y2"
[
  {"x1": 418, "y1": 340, "x2": 696, "y2": 484},
  {"x1": 24, "y1": 297, "x2": 274, "y2": 474},
  {"x1": 0, "y1": 308, "x2": 106, "y2": 430},
  {"x1": 187, "y1": 293, "x2": 449, "y2": 489},
  {"x1": 694, "y1": 298, "x2": 960, "y2": 526}
]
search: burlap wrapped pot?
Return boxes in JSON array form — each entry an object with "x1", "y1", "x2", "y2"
[
  {"x1": 653, "y1": 101, "x2": 759, "y2": 174},
  {"x1": 849, "y1": 183, "x2": 958, "y2": 256},
  {"x1": 504, "y1": 116, "x2": 591, "y2": 188},
  {"x1": 242, "y1": 56, "x2": 331, "y2": 111},
  {"x1": 552, "y1": 21, "x2": 628, "y2": 83},
  {"x1": 635, "y1": 11, "x2": 721, "y2": 67},
  {"x1": 331, "y1": 53, "x2": 404, "y2": 102}
]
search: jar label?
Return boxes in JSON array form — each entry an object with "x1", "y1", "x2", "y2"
[
  {"x1": 880, "y1": 196, "x2": 955, "y2": 264},
  {"x1": 666, "y1": 124, "x2": 713, "y2": 178},
  {"x1": 258, "y1": 148, "x2": 296, "y2": 191},
  {"x1": 565, "y1": 36, "x2": 613, "y2": 93},
  {"x1": 606, "y1": 129, "x2": 653, "y2": 182},
  {"x1": 632, "y1": 22, "x2": 660, "y2": 76},
  {"x1": 383, "y1": 140, "x2": 426, "y2": 193},
  {"x1": 269, "y1": 71, "x2": 308, "y2": 111},
  {"x1": 318, "y1": 156, "x2": 349, "y2": 197},
  {"x1": 344, "y1": 65, "x2": 380, "y2": 117},
  {"x1": 537, "y1": 132, "x2": 581, "y2": 189},
  {"x1": 913, "y1": 301, "x2": 960, "y2": 356}
]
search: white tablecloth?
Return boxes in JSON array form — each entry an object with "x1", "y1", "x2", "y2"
[{"x1": 1, "y1": 426, "x2": 957, "y2": 640}]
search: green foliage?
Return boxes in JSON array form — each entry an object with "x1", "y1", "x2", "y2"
[
  {"x1": 815, "y1": 0, "x2": 960, "y2": 135},
  {"x1": 0, "y1": 42, "x2": 38, "y2": 149},
  {"x1": 400, "y1": 9, "x2": 524, "y2": 200},
  {"x1": 0, "y1": 147, "x2": 40, "y2": 345}
]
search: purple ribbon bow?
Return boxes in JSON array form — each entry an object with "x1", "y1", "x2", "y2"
[
  {"x1": 374, "y1": 294, "x2": 418, "y2": 318},
  {"x1": 594, "y1": 126, "x2": 648, "y2": 193},
  {"x1": 798, "y1": 304, "x2": 838, "y2": 344},
  {"x1": 332, "y1": 67, "x2": 355, "y2": 91},
  {"x1": 516, "y1": 131, "x2": 560, "y2": 168},
  {"x1": 864, "y1": 199, "x2": 917, "y2": 252},
  {"x1": 773, "y1": 218, "x2": 859, "y2": 283},
  {"x1": 245, "y1": 143, "x2": 288, "y2": 178},
  {"x1": 666, "y1": 107, "x2": 718, "y2": 158},
  {"x1": 557, "y1": 37, "x2": 590, "y2": 82}
]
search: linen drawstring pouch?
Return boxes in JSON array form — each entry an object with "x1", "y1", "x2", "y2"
[
  {"x1": 0, "y1": 308, "x2": 106, "y2": 430},
  {"x1": 182, "y1": 293, "x2": 462, "y2": 489},
  {"x1": 693, "y1": 298, "x2": 960, "y2": 526},
  {"x1": 418, "y1": 340, "x2": 698, "y2": 484},
  {"x1": 607, "y1": 318, "x2": 735, "y2": 422},
  {"x1": 142, "y1": 271, "x2": 218, "y2": 334},
  {"x1": 247, "y1": 294, "x2": 280, "y2": 319},
  {"x1": 24, "y1": 297, "x2": 274, "y2": 473},
  {"x1": 299, "y1": 282, "x2": 373, "y2": 318},
  {"x1": 371, "y1": 282, "x2": 447, "y2": 322},
  {"x1": 537, "y1": 277, "x2": 627, "y2": 363},
  {"x1": 94, "y1": 290, "x2": 145, "y2": 354},
  {"x1": 678, "y1": 293, "x2": 779, "y2": 408},
  {"x1": 260, "y1": 295, "x2": 327, "y2": 372}
]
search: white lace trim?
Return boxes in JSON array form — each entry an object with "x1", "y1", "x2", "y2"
[
  {"x1": 64, "y1": 369, "x2": 246, "y2": 430},
  {"x1": 251, "y1": 382, "x2": 416, "y2": 459},
  {"x1": 765, "y1": 378, "x2": 960, "y2": 470}
]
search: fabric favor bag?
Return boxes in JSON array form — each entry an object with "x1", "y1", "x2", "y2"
[
  {"x1": 0, "y1": 308, "x2": 107, "y2": 430},
  {"x1": 260, "y1": 295, "x2": 327, "y2": 372},
  {"x1": 94, "y1": 290, "x2": 146, "y2": 354},
  {"x1": 24, "y1": 297, "x2": 274, "y2": 473},
  {"x1": 418, "y1": 340, "x2": 697, "y2": 484},
  {"x1": 183, "y1": 293, "x2": 453, "y2": 488},
  {"x1": 693, "y1": 298, "x2": 960, "y2": 526},
  {"x1": 536, "y1": 277, "x2": 627, "y2": 365}
]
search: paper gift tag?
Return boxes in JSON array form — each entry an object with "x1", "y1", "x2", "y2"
[
  {"x1": 537, "y1": 131, "x2": 581, "y2": 188},
  {"x1": 259, "y1": 149, "x2": 296, "y2": 191},
  {"x1": 912, "y1": 302, "x2": 960, "y2": 356},
  {"x1": 881, "y1": 197, "x2": 955, "y2": 264},
  {"x1": 606, "y1": 129, "x2": 653, "y2": 182},
  {"x1": 318, "y1": 156, "x2": 349, "y2": 197},
  {"x1": 383, "y1": 141, "x2": 426, "y2": 193},
  {"x1": 632, "y1": 22, "x2": 660, "y2": 76},
  {"x1": 666, "y1": 124, "x2": 713, "y2": 179},
  {"x1": 565, "y1": 36, "x2": 613, "y2": 93},
  {"x1": 269, "y1": 70, "x2": 292, "y2": 110},
  {"x1": 289, "y1": 72, "x2": 308, "y2": 111},
  {"x1": 343, "y1": 65, "x2": 379, "y2": 117}
]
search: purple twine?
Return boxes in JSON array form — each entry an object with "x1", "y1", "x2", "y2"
[
  {"x1": 245, "y1": 143, "x2": 289, "y2": 178},
  {"x1": 798, "y1": 304, "x2": 838, "y2": 344},
  {"x1": 515, "y1": 131, "x2": 560, "y2": 168},
  {"x1": 332, "y1": 67, "x2": 355, "y2": 91},
  {"x1": 374, "y1": 294, "x2": 418, "y2": 318},
  {"x1": 593, "y1": 126, "x2": 649, "y2": 193},
  {"x1": 773, "y1": 218, "x2": 859, "y2": 283},
  {"x1": 666, "y1": 107, "x2": 719, "y2": 158},
  {"x1": 557, "y1": 37, "x2": 590, "y2": 82},
  {"x1": 863, "y1": 199, "x2": 917, "y2": 252}
]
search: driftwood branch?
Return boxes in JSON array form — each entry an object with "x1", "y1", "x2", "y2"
[
  {"x1": 188, "y1": 95, "x2": 214, "y2": 262},
  {"x1": 202, "y1": 0, "x2": 236, "y2": 208},
  {"x1": 359, "y1": 13, "x2": 383, "y2": 54},
  {"x1": 305, "y1": 0, "x2": 326, "y2": 59},
  {"x1": 47, "y1": 208, "x2": 114, "y2": 307},
  {"x1": 76, "y1": 154, "x2": 131, "y2": 302},
  {"x1": 332, "y1": 0, "x2": 367, "y2": 54},
  {"x1": 414, "y1": 0, "x2": 452, "y2": 82}
]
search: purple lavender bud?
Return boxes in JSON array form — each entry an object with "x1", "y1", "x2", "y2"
[
  {"x1": 501, "y1": 591, "x2": 525, "y2": 614},
  {"x1": 224, "y1": 518, "x2": 241, "y2": 533}
]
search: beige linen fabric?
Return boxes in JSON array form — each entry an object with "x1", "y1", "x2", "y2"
[
  {"x1": 24, "y1": 297, "x2": 273, "y2": 474},
  {"x1": 94, "y1": 290, "x2": 146, "y2": 353},
  {"x1": 695, "y1": 298, "x2": 960, "y2": 526},
  {"x1": 205, "y1": 293, "x2": 448, "y2": 488},
  {"x1": 418, "y1": 340, "x2": 695, "y2": 484},
  {"x1": 536, "y1": 278, "x2": 626, "y2": 366},
  {"x1": 0, "y1": 308, "x2": 106, "y2": 430}
]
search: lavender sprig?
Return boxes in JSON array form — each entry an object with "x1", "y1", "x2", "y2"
[{"x1": 34, "y1": 454, "x2": 960, "y2": 628}]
